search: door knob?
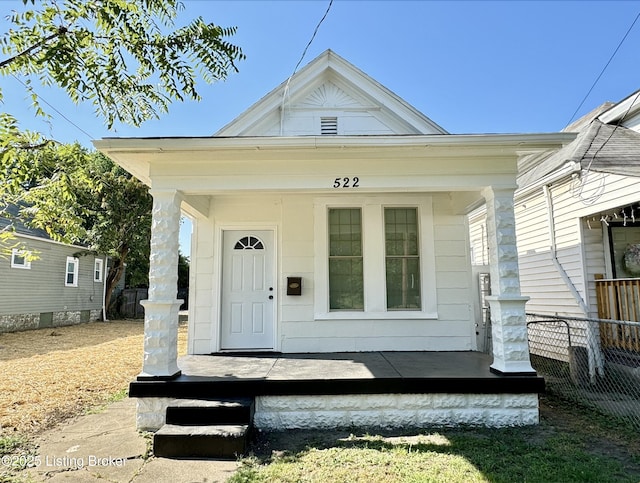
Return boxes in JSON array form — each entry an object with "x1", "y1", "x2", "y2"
[{"x1": 268, "y1": 295, "x2": 274, "y2": 300}]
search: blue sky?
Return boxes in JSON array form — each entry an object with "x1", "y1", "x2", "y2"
[
  {"x1": 3, "y1": 0, "x2": 640, "y2": 253},
  {"x1": 3, "y1": 0, "x2": 640, "y2": 143}
]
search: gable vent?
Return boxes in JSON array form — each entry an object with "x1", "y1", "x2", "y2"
[{"x1": 320, "y1": 117, "x2": 338, "y2": 135}]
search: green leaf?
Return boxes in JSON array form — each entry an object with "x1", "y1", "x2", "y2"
[{"x1": 1, "y1": 0, "x2": 243, "y2": 128}]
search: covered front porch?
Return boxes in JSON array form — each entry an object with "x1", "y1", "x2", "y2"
[
  {"x1": 94, "y1": 132, "x2": 573, "y2": 442},
  {"x1": 131, "y1": 351, "x2": 544, "y2": 432}
]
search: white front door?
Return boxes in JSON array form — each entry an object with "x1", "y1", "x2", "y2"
[{"x1": 221, "y1": 230, "x2": 275, "y2": 350}]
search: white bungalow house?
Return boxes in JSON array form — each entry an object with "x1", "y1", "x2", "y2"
[
  {"x1": 469, "y1": 90, "x2": 640, "y2": 380},
  {"x1": 94, "y1": 50, "x2": 575, "y2": 455}
]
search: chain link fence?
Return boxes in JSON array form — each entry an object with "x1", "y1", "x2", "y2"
[{"x1": 526, "y1": 313, "x2": 640, "y2": 430}]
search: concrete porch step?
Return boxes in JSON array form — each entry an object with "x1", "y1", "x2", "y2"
[
  {"x1": 154, "y1": 423, "x2": 251, "y2": 459},
  {"x1": 165, "y1": 397, "x2": 255, "y2": 426},
  {"x1": 154, "y1": 397, "x2": 255, "y2": 459}
]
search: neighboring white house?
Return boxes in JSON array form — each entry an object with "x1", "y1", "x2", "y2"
[
  {"x1": 469, "y1": 90, "x2": 640, "y2": 374},
  {"x1": 95, "y1": 50, "x2": 574, "y2": 430},
  {"x1": 0, "y1": 206, "x2": 109, "y2": 331}
]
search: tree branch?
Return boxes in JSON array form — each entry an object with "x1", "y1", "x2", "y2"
[{"x1": 0, "y1": 26, "x2": 67, "y2": 69}]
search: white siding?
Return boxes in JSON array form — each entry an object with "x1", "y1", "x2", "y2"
[
  {"x1": 468, "y1": 209, "x2": 488, "y2": 266},
  {"x1": 189, "y1": 192, "x2": 475, "y2": 354},
  {"x1": 622, "y1": 112, "x2": 640, "y2": 132},
  {"x1": 582, "y1": 219, "x2": 606, "y2": 317},
  {"x1": 513, "y1": 181, "x2": 585, "y2": 316},
  {"x1": 468, "y1": 170, "x2": 640, "y2": 319},
  {"x1": 572, "y1": 171, "x2": 640, "y2": 219},
  {"x1": 432, "y1": 194, "x2": 475, "y2": 349}
]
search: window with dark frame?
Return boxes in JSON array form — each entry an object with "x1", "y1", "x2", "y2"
[
  {"x1": 328, "y1": 208, "x2": 364, "y2": 310},
  {"x1": 608, "y1": 222, "x2": 640, "y2": 279},
  {"x1": 384, "y1": 207, "x2": 421, "y2": 310}
]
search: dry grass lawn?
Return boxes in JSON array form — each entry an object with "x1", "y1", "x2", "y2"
[{"x1": 0, "y1": 320, "x2": 187, "y2": 436}]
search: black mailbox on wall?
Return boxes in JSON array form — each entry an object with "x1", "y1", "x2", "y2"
[{"x1": 287, "y1": 277, "x2": 302, "y2": 296}]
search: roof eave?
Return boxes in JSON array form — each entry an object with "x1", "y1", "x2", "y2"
[
  {"x1": 599, "y1": 89, "x2": 640, "y2": 125},
  {"x1": 94, "y1": 132, "x2": 575, "y2": 153}
]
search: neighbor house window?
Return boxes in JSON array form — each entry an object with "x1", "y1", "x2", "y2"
[
  {"x1": 65, "y1": 257, "x2": 79, "y2": 287},
  {"x1": 608, "y1": 223, "x2": 640, "y2": 278},
  {"x1": 94, "y1": 259, "x2": 104, "y2": 282},
  {"x1": 328, "y1": 208, "x2": 363, "y2": 310},
  {"x1": 384, "y1": 208, "x2": 421, "y2": 310},
  {"x1": 11, "y1": 249, "x2": 31, "y2": 269}
]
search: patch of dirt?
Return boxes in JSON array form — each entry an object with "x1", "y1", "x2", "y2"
[{"x1": 0, "y1": 320, "x2": 187, "y2": 436}]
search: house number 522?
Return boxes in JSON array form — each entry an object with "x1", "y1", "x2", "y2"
[{"x1": 333, "y1": 177, "x2": 360, "y2": 188}]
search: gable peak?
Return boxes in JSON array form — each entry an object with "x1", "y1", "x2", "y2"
[{"x1": 215, "y1": 49, "x2": 447, "y2": 136}]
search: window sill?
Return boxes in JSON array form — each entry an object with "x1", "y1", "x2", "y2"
[{"x1": 315, "y1": 311, "x2": 438, "y2": 321}]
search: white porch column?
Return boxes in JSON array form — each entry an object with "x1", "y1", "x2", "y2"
[
  {"x1": 483, "y1": 187, "x2": 535, "y2": 374},
  {"x1": 139, "y1": 189, "x2": 183, "y2": 379}
]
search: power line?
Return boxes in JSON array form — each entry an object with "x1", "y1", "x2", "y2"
[
  {"x1": 566, "y1": 10, "x2": 640, "y2": 126},
  {"x1": 280, "y1": 0, "x2": 334, "y2": 135},
  {"x1": 574, "y1": 83, "x2": 640, "y2": 206},
  {"x1": 291, "y1": 0, "x2": 334, "y2": 79},
  {"x1": 11, "y1": 74, "x2": 95, "y2": 141}
]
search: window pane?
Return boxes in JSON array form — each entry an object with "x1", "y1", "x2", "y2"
[
  {"x1": 609, "y1": 225, "x2": 640, "y2": 278},
  {"x1": 385, "y1": 208, "x2": 421, "y2": 310},
  {"x1": 385, "y1": 208, "x2": 419, "y2": 256},
  {"x1": 329, "y1": 209, "x2": 362, "y2": 256},
  {"x1": 94, "y1": 260, "x2": 102, "y2": 281},
  {"x1": 234, "y1": 236, "x2": 264, "y2": 250},
  {"x1": 328, "y1": 208, "x2": 363, "y2": 310},
  {"x1": 386, "y1": 258, "x2": 421, "y2": 310},
  {"x1": 329, "y1": 258, "x2": 364, "y2": 310},
  {"x1": 66, "y1": 258, "x2": 78, "y2": 286}
]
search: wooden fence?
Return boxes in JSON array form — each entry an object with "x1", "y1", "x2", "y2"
[
  {"x1": 595, "y1": 277, "x2": 640, "y2": 351},
  {"x1": 120, "y1": 288, "x2": 148, "y2": 318}
]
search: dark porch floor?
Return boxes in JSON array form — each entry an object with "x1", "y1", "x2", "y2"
[{"x1": 129, "y1": 351, "x2": 545, "y2": 399}]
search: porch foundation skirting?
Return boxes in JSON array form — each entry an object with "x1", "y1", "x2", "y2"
[
  {"x1": 135, "y1": 393, "x2": 539, "y2": 431},
  {"x1": 254, "y1": 394, "x2": 539, "y2": 429}
]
